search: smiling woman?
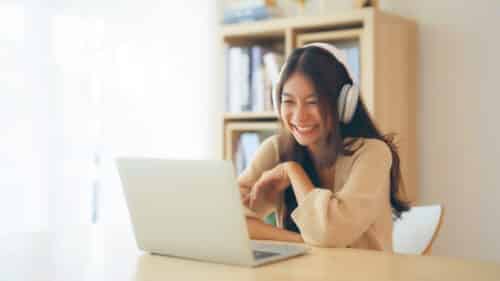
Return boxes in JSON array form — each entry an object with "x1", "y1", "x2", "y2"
[{"x1": 238, "y1": 43, "x2": 410, "y2": 251}]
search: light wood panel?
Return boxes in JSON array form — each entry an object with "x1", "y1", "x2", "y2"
[
  {"x1": 373, "y1": 11, "x2": 418, "y2": 203},
  {"x1": 296, "y1": 29, "x2": 363, "y2": 46}
]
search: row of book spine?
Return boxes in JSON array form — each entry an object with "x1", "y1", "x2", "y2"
[
  {"x1": 235, "y1": 132, "x2": 274, "y2": 175},
  {"x1": 222, "y1": 0, "x2": 282, "y2": 24},
  {"x1": 225, "y1": 45, "x2": 284, "y2": 113}
]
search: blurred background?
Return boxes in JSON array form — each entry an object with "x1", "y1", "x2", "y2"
[{"x1": 0, "y1": 0, "x2": 498, "y2": 263}]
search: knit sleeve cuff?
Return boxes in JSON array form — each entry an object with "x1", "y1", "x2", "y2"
[{"x1": 290, "y1": 189, "x2": 334, "y2": 245}]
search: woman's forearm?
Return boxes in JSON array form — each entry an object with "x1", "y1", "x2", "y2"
[
  {"x1": 285, "y1": 162, "x2": 315, "y2": 203},
  {"x1": 245, "y1": 217, "x2": 303, "y2": 243}
]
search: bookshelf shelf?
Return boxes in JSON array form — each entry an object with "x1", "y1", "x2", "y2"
[
  {"x1": 223, "y1": 112, "x2": 278, "y2": 121},
  {"x1": 226, "y1": 121, "x2": 279, "y2": 132},
  {"x1": 220, "y1": 9, "x2": 370, "y2": 39},
  {"x1": 296, "y1": 28, "x2": 363, "y2": 45},
  {"x1": 220, "y1": 7, "x2": 418, "y2": 203}
]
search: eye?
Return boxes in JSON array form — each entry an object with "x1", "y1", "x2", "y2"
[
  {"x1": 307, "y1": 100, "x2": 318, "y2": 105},
  {"x1": 281, "y1": 99, "x2": 294, "y2": 104}
]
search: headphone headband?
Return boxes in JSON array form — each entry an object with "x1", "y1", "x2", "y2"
[{"x1": 303, "y1": 42, "x2": 357, "y2": 84}]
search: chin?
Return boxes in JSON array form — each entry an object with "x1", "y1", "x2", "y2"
[
  {"x1": 285, "y1": 124, "x2": 323, "y2": 146},
  {"x1": 293, "y1": 135, "x2": 321, "y2": 147}
]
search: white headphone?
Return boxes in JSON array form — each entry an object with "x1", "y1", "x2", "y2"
[{"x1": 272, "y1": 42, "x2": 360, "y2": 124}]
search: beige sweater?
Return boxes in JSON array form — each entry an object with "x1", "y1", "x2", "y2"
[{"x1": 238, "y1": 135, "x2": 395, "y2": 251}]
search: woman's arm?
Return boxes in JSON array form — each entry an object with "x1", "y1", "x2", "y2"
[
  {"x1": 245, "y1": 217, "x2": 303, "y2": 242},
  {"x1": 237, "y1": 136, "x2": 281, "y2": 219},
  {"x1": 289, "y1": 140, "x2": 393, "y2": 247},
  {"x1": 284, "y1": 162, "x2": 315, "y2": 203},
  {"x1": 242, "y1": 162, "x2": 307, "y2": 243}
]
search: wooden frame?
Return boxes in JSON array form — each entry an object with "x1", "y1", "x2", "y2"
[{"x1": 223, "y1": 121, "x2": 280, "y2": 162}]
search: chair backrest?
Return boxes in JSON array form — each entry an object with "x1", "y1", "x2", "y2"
[{"x1": 393, "y1": 205, "x2": 444, "y2": 255}]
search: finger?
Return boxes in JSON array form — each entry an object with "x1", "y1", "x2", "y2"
[
  {"x1": 241, "y1": 192, "x2": 248, "y2": 201},
  {"x1": 239, "y1": 186, "x2": 251, "y2": 199},
  {"x1": 240, "y1": 190, "x2": 249, "y2": 200},
  {"x1": 250, "y1": 181, "x2": 261, "y2": 202},
  {"x1": 239, "y1": 185, "x2": 250, "y2": 194},
  {"x1": 242, "y1": 195, "x2": 250, "y2": 207},
  {"x1": 249, "y1": 193, "x2": 256, "y2": 209},
  {"x1": 252, "y1": 176, "x2": 270, "y2": 200},
  {"x1": 249, "y1": 184, "x2": 264, "y2": 210}
]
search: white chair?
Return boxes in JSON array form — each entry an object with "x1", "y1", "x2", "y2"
[{"x1": 393, "y1": 205, "x2": 444, "y2": 255}]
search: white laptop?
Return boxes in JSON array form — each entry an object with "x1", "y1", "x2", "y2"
[{"x1": 116, "y1": 158, "x2": 309, "y2": 267}]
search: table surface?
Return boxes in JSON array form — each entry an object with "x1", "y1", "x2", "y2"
[{"x1": 1, "y1": 225, "x2": 499, "y2": 281}]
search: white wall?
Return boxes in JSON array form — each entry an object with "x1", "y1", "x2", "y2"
[
  {"x1": 0, "y1": 2, "x2": 52, "y2": 232},
  {"x1": 378, "y1": 0, "x2": 499, "y2": 262},
  {"x1": 0, "y1": 0, "x2": 218, "y2": 231}
]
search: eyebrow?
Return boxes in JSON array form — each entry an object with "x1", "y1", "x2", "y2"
[{"x1": 282, "y1": 92, "x2": 318, "y2": 99}]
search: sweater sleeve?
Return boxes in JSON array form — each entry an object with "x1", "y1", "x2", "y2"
[
  {"x1": 291, "y1": 139, "x2": 392, "y2": 247},
  {"x1": 237, "y1": 135, "x2": 281, "y2": 220}
]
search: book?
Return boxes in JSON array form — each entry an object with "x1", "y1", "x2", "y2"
[
  {"x1": 227, "y1": 47, "x2": 243, "y2": 112},
  {"x1": 263, "y1": 52, "x2": 284, "y2": 111},
  {"x1": 227, "y1": 46, "x2": 251, "y2": 112},
  {"x1": 250, "y1": 46, "x2": 264, "y2": 112},
  {"x1": 223, "y1": 0, "x2": 281, "y2": 24},
  {"x1": 345, "y1": 46, "x2": 360, "y2": 83},
  {"x1": 240, "y1": 47, "x2": 251, "y2": 111},
  {"x1": 226, "y1": 44, "x2": 284, "y2": 113},
  {"x1": 235, "y1": 132, "x2": 261, "y2": 175}
]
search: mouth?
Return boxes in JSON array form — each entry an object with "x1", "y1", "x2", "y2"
[{"x1": 292, "y1": 124, "x2": 319, "y2": 137}]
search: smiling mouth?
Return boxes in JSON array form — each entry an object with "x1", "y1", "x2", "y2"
[{"x1": 292, "y1": 124, "x2": 318, "y2": 134}]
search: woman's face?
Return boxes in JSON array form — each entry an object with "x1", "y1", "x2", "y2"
[{"x1": 280, "y1": 72, "x2": 327, "y2": 147}]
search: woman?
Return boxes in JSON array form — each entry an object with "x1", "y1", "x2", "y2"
[{"x1": 237, "y1": 43, "x2": 410, "y2": 251}]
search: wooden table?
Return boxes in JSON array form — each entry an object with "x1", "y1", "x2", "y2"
[{"x1": 1, "y1": 225, "x2": 499, "y2": 281}]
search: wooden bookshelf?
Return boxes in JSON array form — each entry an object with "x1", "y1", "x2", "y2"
[
  {"x1": 222, "y1": 119, "x2": 279, "y2": 161},
  {"x1": 220, "y1": 7, "x2": 418, "y2": 203}
]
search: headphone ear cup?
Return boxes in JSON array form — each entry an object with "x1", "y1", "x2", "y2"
[
  {"x1": 342, "y1": 84, "x2": 360, "y2": 124},
  {"x1": 338, "y1": 84, "x2": 350, "y2": 123}
]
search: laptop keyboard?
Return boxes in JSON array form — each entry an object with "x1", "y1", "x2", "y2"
[{"x1": 253, "y1": 250, "x2": 280, "y2": 260}]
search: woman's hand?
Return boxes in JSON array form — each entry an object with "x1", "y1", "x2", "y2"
[{"x1": 247, "y1": 162, "x2": 293, "y2": 209}]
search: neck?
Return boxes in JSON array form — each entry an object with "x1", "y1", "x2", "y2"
[
  {"x1": 307, "y1": 143, "x2": 324, "y2": 169},
  {"x1": 307, "y1": 138, "x2": 340, "y2": 169}
]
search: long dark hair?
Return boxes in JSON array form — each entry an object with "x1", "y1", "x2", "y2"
[{"x1": 275, "y1": 46, "x2": 410, "y2": 233}]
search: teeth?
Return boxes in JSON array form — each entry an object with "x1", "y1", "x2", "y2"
[{"x1": 295, "y1": 125, "x2": 315, "y2": 133}]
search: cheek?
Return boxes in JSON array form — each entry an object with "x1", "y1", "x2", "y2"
[
  {"x1": 310, "y1": 108, "x2": 323, "y2": 124},
  {"x1": 311, "y1": 109, "x2": 328, "y2": 132},
  {"x1": 280, "y1": 106, "x2": 291, "y2": 121},
  {"x1": 280, "y1": 109, "x2": 294, "y2": 131},
  {"x1": 320, "y1": 115, "x2": 333, "y2": 135}
]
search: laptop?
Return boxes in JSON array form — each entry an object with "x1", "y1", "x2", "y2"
[{"x1": 116, "y1": 158, "x2": 309, "y2": 267}]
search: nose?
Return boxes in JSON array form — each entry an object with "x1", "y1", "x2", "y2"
[{"x1": 291, "y1": 103, "x2": 310, "y2": 124}]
